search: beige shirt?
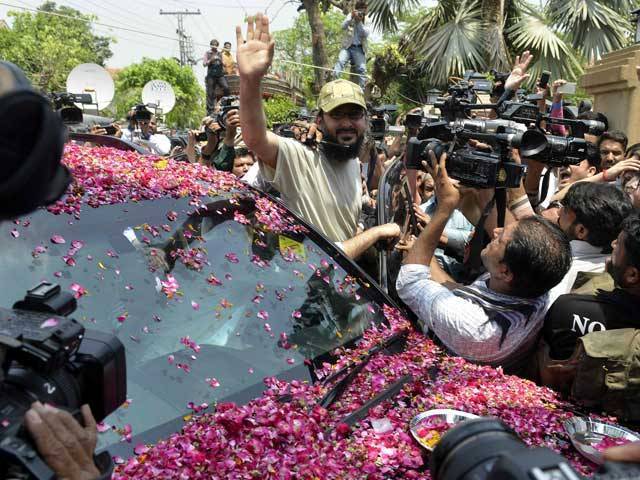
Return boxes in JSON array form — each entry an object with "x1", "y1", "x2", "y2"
[{"x1": 260, "y1": 138, "x2": 362, "y2": 242}]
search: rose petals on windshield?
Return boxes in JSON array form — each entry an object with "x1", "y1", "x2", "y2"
[
  {"x1": 167, "y1": 355, "x2": 175, "y2": 364},
  {"x1": 263, "y1": 323, "x2": 272, "y2": 333},
  {"x1": 233, "y1": 211, "x2": 250, "y2": 225},
  {"x1": 133, "y1": 444, "x2": 149, "y2": 456},
  {"x1": 63, "y1": 256, "x2": 76, "y2": 267},
  {"x1": 10, "y1": 229, "x2": 19, "y2": 238},
  {"x1": 219, "y1": 298, "x2": 233, "y2": 309},
  {"x1": 166, "y1": 211, "x2": 178, "y2": 221},
  {"x1": 32, "y1": 245, "x2": 47, "y2": 258},
  {"x1": 206, "y1": 377, "x2": 220, "y2": 388},
  {"x1": 50, "y1": 235, "x2": 66, "y2": 244},
  {"x1": 70, "y1": 240, "x2": 84, "y2": 250},
  {"x1": 161, "y1": 275, "x2": 179, "y2": 299},
  {"x1": 286, "y1": 358, "x2": 295, "y2": 365},
  {"x1": 191, "y1": 300, "x2": 200, "y2": 311},
  {"x1": 70, "y1": 283, "x2": 87, "y2": 299},
  {"x1": 257, "y1": 310, "x2": 269, "y2": 321},
  {"x1": 117, "y1": 313, "x2": 128, "y2": 323},
  {"x1": 206, "y1": 274, "x2": 223, "y2": 286},
  {"x1": 224, "y1": 252, "x2": 239, "y2": 264},
  {"x1": 291, "y1": 310, "x2": 302, "y2": 319},
  {"x1": 252, "y1": 295, "x2": 263, "y2": 304},
  {"x1": 96, "y1": 422, "x2": 111, "y2": 433},
  {"x1": 40, "y1": 318, "x2": 59, "y2": 329}
]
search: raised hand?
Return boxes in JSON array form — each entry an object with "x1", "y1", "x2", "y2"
[
  {"x1": 505, "y1": 51, "x2": 533, "y2": 92},
  {"x1": 236, "y1": 13, "x2": 275, "y2": 81}
]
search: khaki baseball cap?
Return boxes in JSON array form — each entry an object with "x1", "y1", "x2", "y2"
[{"x1": 317, "y1": 79, "x2": 366, "y2": 113}]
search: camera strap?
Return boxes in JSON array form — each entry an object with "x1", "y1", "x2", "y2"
[
  {"x1": 539, "y1": 168, "x2": 553, "y2": 208},
  {"x1": 462, "y1": 189, "x2": 506, "y2": 282}
]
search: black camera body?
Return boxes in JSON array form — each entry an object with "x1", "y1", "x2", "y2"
[
  {"x1": 51, "y1": 92, "x2": 93, "y2": 124},
  {"x1": 431, "y1": 418, "x2": 640, "y2": 480},
  {"x1": 216, "y1": 95, "x2": 240, "y2": 130},
  {"x1": 133, "y1": 103, "x2": 152, "y2": 123},
  {"x1": 0, "y1": 283, "x2": 126, "y2": 479}
]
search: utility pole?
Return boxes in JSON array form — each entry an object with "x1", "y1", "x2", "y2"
[{"x1": 160, "y1": 9, "x2": 201, "y2": 67}]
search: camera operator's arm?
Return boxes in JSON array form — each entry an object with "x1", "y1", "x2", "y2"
[
  {"x1": 507, "y1": 148, "x2": 535, "y2": 220},
  {"x1": 201, "y1": 117, "x2": 221, "y2": 160},
  {"x1": 186, "y1": 130, "x2": 199, "y2": 163},
  {"x1": 212, "y1": 109, "x2": 240, "y2": 172},
  {"x1": 547, "y1": 79, "x2": 567, "y2": 136},
  {"x1": 497, "y1": 51, "x2": 533, "y2": 106},
  {"x1": 404, "y1": 152, "x2": 460, "y2": 268},
  {"x1": 25, "y1": 402, "x2": 102, "y2": 480},
  {"x1": 343, "y1": 12, "x2": 354, "y2": 29},
  {"x1": 236, "y1": 14, "x2": 280, "y2": 169},
  {"x1": 604, "y1": 440, "x2": 640, "y2": 462}
]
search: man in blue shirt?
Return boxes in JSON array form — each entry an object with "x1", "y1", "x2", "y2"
[{"x1": 334, "y1": 1, "x2": 369, "y2": 89}]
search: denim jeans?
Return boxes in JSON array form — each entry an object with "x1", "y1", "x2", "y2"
[{"x1": 334, "y1": 45, "x2": 366, "y2": 88}]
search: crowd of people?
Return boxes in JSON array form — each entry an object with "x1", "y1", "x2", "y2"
[
  {"x1": 89, "y1": 12, "x2": 640, "y2": 393},
  {"x1": 14, "y1": 6, "x2": 640, "y2": 476}
]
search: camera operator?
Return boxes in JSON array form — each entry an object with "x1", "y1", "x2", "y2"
[
  {"x1": 121, "y1": 113, "x2": 171, "y2": 155},
  {"x1": 0, "y1": 60, "x2": 107, "y2": 480},
  {"x1": 333, "y1": 0, "x2": 369, "y2": 89},
  {"x1": 545, "y1": 182, "x2": 632, "y2": 306},
  {"x1": 237, "y1": 14, "x2": 365, "y2": 243},
  {"x1": 396, "y1": 151, "x2": 572, "y2": 373},
  {"x1": 203, "y1": 39, "x2": 231, "y2": 115},
  {"x1": 543, "y1": 212, "x2": 640, "y2": 361}
]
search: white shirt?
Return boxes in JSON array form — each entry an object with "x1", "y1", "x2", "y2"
[
  {"x1": 121, "y1": 129, "x2": 172, "y2": 156},
  {"x1": 546, "y1": 240, "x2": 608, "y2": 307},
  {"x1": 396, "y1": 264, "x2": 549, "y2": 367}
]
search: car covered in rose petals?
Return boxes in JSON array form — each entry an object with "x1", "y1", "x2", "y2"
[
  {"x1": 0, "y1": 144, "x2": 393, "y2": 456},
  {"x1": 0, "y1": 144, "x2": 606, "y2": 478}
]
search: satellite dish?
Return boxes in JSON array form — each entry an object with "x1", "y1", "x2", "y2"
[
  {"x1": 142, "y1": 80, "x2": 176, "y2": 115},
  {"x1": 66, "y1": 63, "x2": 115, "y2": 111}
]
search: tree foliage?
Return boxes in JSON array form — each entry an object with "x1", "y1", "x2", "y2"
[
  {"x1": 263, "y1": 95, "x2": 298, "y2": 128},
  {"x1": 113, "y1": 58, "x2": 205, "y2": 129},
  {"x1": 401, "y1": 0, "x2": 637, "y2": 88},
  {"x1": 0, "y1": 1, "x2": 113, "y2": 93}
]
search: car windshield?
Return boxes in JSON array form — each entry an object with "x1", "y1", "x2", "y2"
[{"x1": 0, "y1": 191, "x2": 387, "y2": 450}]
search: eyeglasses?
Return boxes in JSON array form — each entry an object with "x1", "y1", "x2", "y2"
[{"x1": 327, "y1": 109, "x2": 365, "y2": 121}]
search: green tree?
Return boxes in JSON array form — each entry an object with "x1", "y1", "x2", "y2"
[
  {"x1": 263, "y1": 95, "x2": 298, "y2": 127},
  {"x1": 402, "y1": 0, "x2": 637, "y2": 88},
  {"x1": 0, "y1": 1, "x2": 113, "y2": 92},
  {"x1": 114, "y1": 58, "x2": 205, "y2": 129}
]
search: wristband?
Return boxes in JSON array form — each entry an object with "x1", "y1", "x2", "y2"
[
  {"x1": 508, "y1": 194, "x2": 530, "y2": 211},
  {"x1": 603, "y1": 169, "x2": 609, "y2": 182}
]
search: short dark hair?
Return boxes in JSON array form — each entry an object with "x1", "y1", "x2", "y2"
[
  {"x1": 504, "y1": 216, "x2": 572, "y2": 298},
  {"x1": 598, "y1": 130, "x2": 628, "y2": 151},
  {"x1": 626, "y1": 142, "x2": 640, "y2": 159},
  {"x1": 563, "y1": 182, "x2": 632, "y2": 248},
  {"x1": 577, "y1": 110, "x2": 604, "y2": 123},
  {"x1": 224, "y1": 41, "x2": 232, "y2": 46},
  {"x1": 622, "y1": 213, "x2": 640, "y2": 270}
]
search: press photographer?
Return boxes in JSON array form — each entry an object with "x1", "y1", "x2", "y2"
[
  {"x1": 120, "y1": 105, "x2": 171, "y2": 155},
  {"x1": 0, "y1": 61, "x2": 125, "y2": 480}
]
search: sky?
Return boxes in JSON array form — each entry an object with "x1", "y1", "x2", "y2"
[{"x1": 0, "y1": 0, "x2": 435, "y2": 88}]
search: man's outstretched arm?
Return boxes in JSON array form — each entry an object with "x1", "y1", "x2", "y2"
[{"x1": 236, "y1": 13, "x2": 280, "y2": 169}]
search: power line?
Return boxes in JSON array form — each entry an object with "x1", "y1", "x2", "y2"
[
  {"x1": 0, "y1": 1, "x2": 183, "y2": 43},
  {"x1": 159, "y1": 9, "x2": 201, "y2": 67}
]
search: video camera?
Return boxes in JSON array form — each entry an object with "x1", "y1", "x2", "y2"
[
  {"x1": 216, "y1": 95, "x2": 240, "y2": 130},
  {"x1": 431, "y1": 417, "x2": 640, "y2": 480},
  {"x1": 51, "y1": 92, "x2": 93, "y2": 124},
  {"x1": 370, "y1": 104, "x2": 400, "y2": 140},
  {"x1": 133, "y1": 103, "x2": 152, "y2": 123},
  {"x1": 0, "y1": 282, "x2": 126, "y2": 479}
]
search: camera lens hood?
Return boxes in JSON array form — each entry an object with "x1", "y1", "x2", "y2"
[{"x1": 0, "y1": 61, "x2": 70, "y2": 219}]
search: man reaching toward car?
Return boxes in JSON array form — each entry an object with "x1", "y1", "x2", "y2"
[{"x1": 236, "y1": 14, "x2": 370, "y2": 244}]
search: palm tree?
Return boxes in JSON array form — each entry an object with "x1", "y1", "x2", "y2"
[
  {"x1": 402, "y1": 0, "x2": 636, "y2": 88},
  {"x1": 298, "y1": 0, "x2": 418, "y2": 93}
]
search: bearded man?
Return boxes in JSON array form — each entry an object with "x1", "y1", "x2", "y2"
[{"x1": 236, "y1": 14, "x2": 366, "y2": 242}]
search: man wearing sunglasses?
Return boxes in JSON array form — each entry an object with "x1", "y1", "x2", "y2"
[{"x1": 236, "y1": 14, "x2": 367, "y2": 243}]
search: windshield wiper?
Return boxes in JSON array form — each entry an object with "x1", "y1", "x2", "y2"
[{"x1": 315, "y1": 329, "x2": 409, "y2": 410}]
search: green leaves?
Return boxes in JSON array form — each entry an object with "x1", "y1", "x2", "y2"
[
  {"x1": 366, "y1": 0, "x2": 420, "y2": 33},
  {"x1": 0, "y1": 2, "x2": 113, "y2": 93}
]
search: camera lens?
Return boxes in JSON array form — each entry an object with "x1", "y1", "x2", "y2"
[{"x1": 431, "y1": 418, "x2": 527, "y2": 480}]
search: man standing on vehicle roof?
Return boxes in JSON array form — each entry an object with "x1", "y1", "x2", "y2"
[{"x1": 236, "y1": 13, "x2": 367, "y2": 244}]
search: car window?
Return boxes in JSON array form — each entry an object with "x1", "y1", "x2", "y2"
[{"x1": 0, "y1": 192, "x2": 386, "y2": 449}]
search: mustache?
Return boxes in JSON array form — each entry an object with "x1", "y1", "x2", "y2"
[{"x1": 336, "y1": 129, "x2": 357, "y2": 135}]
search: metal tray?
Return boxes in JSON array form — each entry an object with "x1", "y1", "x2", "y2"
[
  {"x1": 563, "y1": 416, "x2": 640, "y2": 465},
  {"x1": 409, "y1": 409, "x2": 479, "y2": 452}
]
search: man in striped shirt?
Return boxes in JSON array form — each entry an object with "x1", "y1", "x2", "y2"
[{"x1": 396, "y1": 153, "x2": 572, "y2": 373}]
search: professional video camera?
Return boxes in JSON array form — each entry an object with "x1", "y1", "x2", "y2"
[
  {"x1": 370, "y1": 104, "x2": 404, "y2": 140},
  {"x1": 0, "y1": 282, "x2": 126, "y2": 479},
  {"x1": 51, "y1": 92, "x2": 93, "y2": 124},
  {"x1": 133, "y1": 103, "x2": 152, "y2": 122},
  {"x1": 431, "y1": 418, "x2": 640, "y2": 480},
  {"x1": 216, "y1": 95, "x2": 240, "y2": 130}
]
